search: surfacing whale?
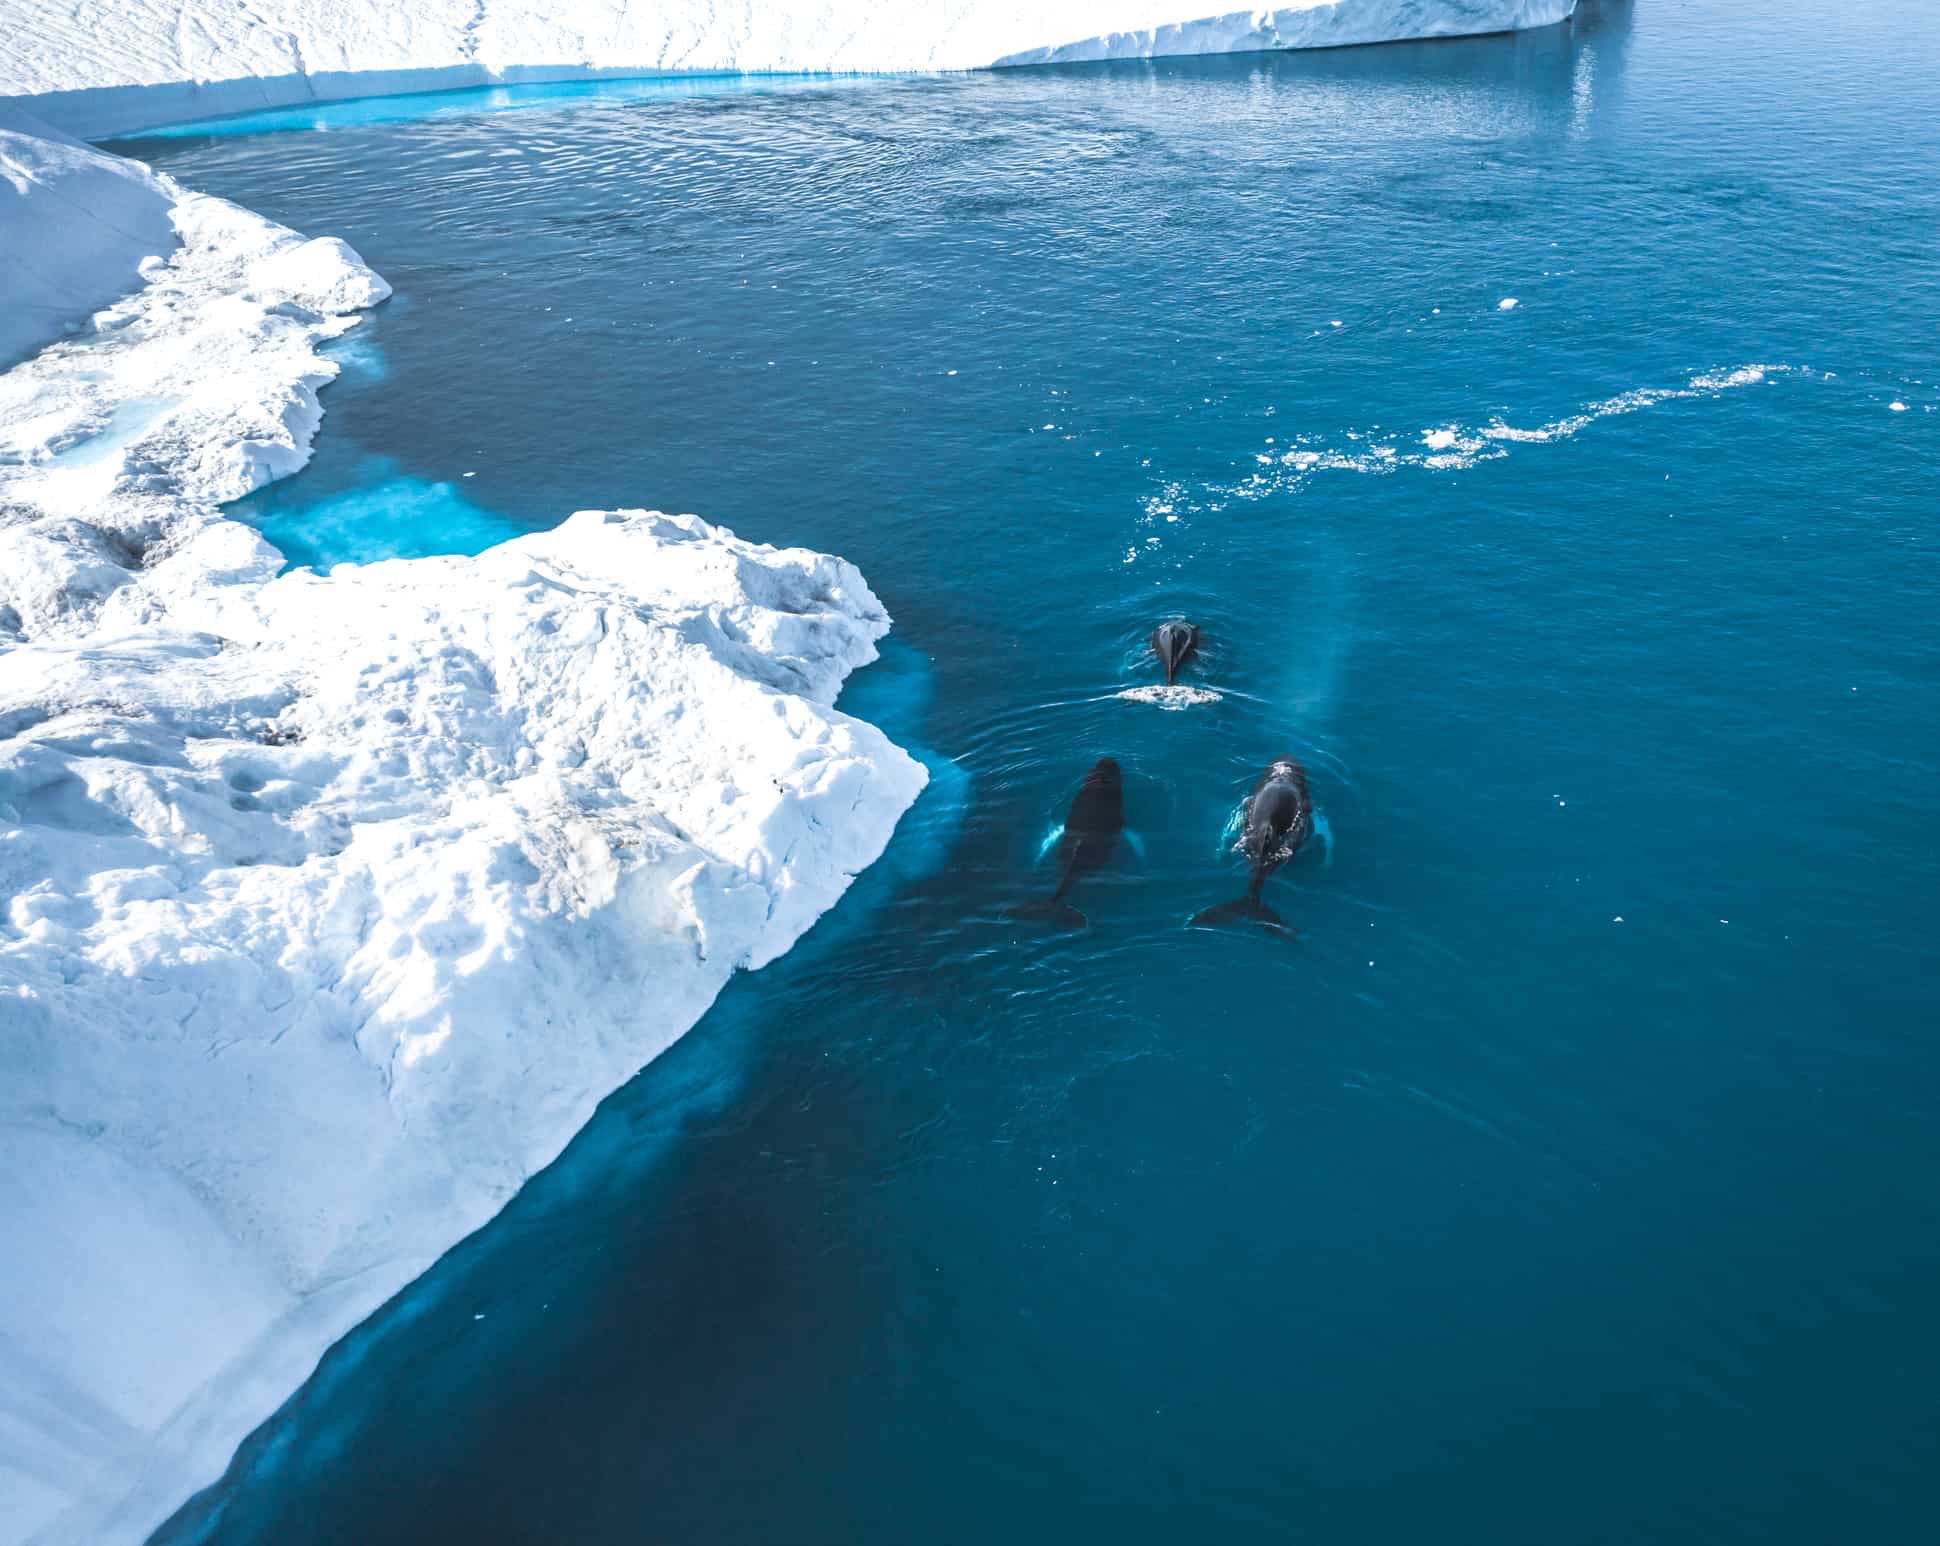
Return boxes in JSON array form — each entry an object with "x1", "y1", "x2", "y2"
[
  {"x1": 1190, "y1": 756, "x2": 1311, "y2": 932},
  {"x1": 1151, "y1": 619, "x2": 1200, "y2": 686},
  {"x1": 1012, "y1": 756, "x2": 1123, "y2": 929}
]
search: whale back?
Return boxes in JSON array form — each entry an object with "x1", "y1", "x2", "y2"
[
  {"x1": 1058, "y1": 757, "x2": 1124, "y2": 885},
  {"x1": 1151, "y1": 620, "x2": 1200, "y2": 684},
  {"x1": 1242, "y1": 758, "x2": 1311, "y2": 886}
]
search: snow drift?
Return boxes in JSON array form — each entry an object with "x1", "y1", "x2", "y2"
[{"x1": 0, "y1": 0, "x2": 1579, "y2": 139}]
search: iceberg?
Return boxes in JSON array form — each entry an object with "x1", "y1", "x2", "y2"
[
  {"x1": 0, "y1": 0, "x2": 1577, "y2": 139},
  {"x1": 1, "y1": 87, "x2": 922, "y2": 1546},
  {"x1": 0, "y1": 107, "x2": 179, "y2": 370},
  {"x1": 0, "y1": 504, "x2": 926, "y2": 1546}
]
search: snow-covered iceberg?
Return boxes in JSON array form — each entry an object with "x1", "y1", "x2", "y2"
[
  {"x1": 0, "y1": 0, "x2": 1578, "y2": 138},
  {"x1": 0, "y1": 504, "x2": 925, "y2": 1546},
  {"x1": 0, "y1": 107, "x2": 180, "y2": 369},
  {"x1": 0, "y1": 96, "x2": 922, "y2": 1546}
]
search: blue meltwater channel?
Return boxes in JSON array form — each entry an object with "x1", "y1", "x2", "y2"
[{"x1": 119, "y1": 3, "x2": 1940, "y2": 1542}]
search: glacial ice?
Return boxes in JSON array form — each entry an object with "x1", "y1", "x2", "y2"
[
  {"x1": 1, "y1": 0, "x2": 1579, "y2": 139},
  {"x1": 0, "y1": 502, "x2": 927, "y2": 1545},
  {"x1": 0, "y1": 107, "x2": 179, "y2": 368},
  {"x1": 0, "y1": 93, "x2": 922, "y2": 1546}
]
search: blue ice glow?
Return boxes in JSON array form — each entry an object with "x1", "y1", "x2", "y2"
[
  {"x1": 236, "y1": 460, "x2": 520, "y2": 572},
  {"x1": 115, "y1": 72, "x2": 895, "y2": 141}
]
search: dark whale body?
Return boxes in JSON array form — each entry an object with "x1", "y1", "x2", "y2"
[
  {"x1": 1190, "y1": 756, "x2": 1311, "y2": 931},
  {"x1": 1151, "y1": 620, "x2": 1200, "y2": 686},
  {"x1": 1014, "y1": 757, "x2": 1123, "y2": 929}
]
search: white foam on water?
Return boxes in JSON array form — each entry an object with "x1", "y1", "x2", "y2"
[
  {"x1": 1117, "y1": 684, "x2": 1224, "y2": 709},
  {"x1": 1180, "y1": 363, "x2": 1795, "y2": 514}
]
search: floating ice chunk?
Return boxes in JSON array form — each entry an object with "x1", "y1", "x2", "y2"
[
  {"x1": 1497, "y1": 297, "x2": 1520, "y2": 311},
  {"x1": 248, "y1": 235, "x2": 392, "y2": 312},
  {"x1": 1889, "y1": 401, "x2": 1908, "y2": 412}
]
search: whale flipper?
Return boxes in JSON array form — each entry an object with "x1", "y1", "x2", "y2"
[{"x1": 1188, "y1": 896, "x2": 1289, "y2": 933}]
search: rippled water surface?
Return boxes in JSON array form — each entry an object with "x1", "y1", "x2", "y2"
[{"x1": 123, "y1": 3, "x2": 1940, "y2": 1541}]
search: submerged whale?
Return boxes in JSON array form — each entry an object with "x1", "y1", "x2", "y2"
[
  {"x1": 1151, "y1": 619, "x2": 1200, "y2": 686},
  {"x1": 1013, "y1": 756, "x2": 1123, "y2": 929},
  {"x1": 1190, "y1": 756, "x2": 1311, "y2": 931}
]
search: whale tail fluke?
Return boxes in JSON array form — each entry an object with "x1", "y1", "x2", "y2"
[
  {"x1": 1188, "y1": 897, "x2": 1289, "y2": 933},
  {"x1": 1009, "y1": 899, "x2": 1088, "y2": 930}
]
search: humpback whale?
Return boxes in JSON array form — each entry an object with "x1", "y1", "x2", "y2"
[
  {"x1": 1014, "y1": 757, "x2": 1123, "y2": 929},
  {"x1": 1190, "y1": 756, "x2": 1311, "y2": 931},
  {"x1": 1151, "y1": 620, "x2": 1200, "y2": 686}
]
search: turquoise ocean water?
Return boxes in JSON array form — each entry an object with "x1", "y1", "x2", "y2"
[{"x1": 116, "y1": 3, "x2": 1940, "y2": 1541}]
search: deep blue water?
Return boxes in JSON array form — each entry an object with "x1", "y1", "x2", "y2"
[{"x1": 120, "y1": 3, "x2": 1940, "y2": 1542}]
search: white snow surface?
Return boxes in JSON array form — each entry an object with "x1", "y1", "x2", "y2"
[
  {"x1": 0, "y1": 0, "x2": 1577, "y2": 138},
  {"x1": 0, "y1": 107, "x2": 180, "y2": 369},
  {"x1": 0, "y1": 503, "x2": 925, "y2": 1546},
  {"x1": 0, "y1": 110, "x2": 922, "y2": 1546}
]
